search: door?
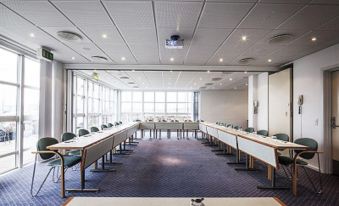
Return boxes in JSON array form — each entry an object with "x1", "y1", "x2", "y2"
[
  {"x1": 331, "y1": 71, "x2": 339, "y2": 175},
  {"x1": 268, "y1": 68, "x2": 292, "y2": 139}
]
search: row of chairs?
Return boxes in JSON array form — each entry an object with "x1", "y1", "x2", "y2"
[
  {"x1": 214, "y1": 122, "x2": 322, "y2": 194},
  {"x1": 31, "y1": 121, "x2": 125, "y2": 197}
]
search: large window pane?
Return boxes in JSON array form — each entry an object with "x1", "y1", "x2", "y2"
[
  {"x1": 144, "y1": 103, "x2": 154, "y2": 113},
  {"x1": 155, "y1": 103, "x2": 165, "y2": 113},
  {"x1": 0, "y1": 121, "x2": 17, "y2": 173},
  {"x1": 23, "y1": 120, "x2": 38, "y2": 165},
  {"x1": 24, "y1": 88, "x2": 39, "y2": 117},
  {"x1": 178, "y1": 92, "x2": 188, "y2": 102},
  {"x1": 24, "y1": 58, "x2": 40, "y2": 88},
  {"x1": 133, "y1": 92, "x2": 142, "y2": 102},
  {"x1": 0, "y1": 48, "x2": 17, "y2": 84},
  {"x1": 122, "y1": 102, "x2": 132, "y2": 113},
  {"x1": 177, "y1": 103, "x2": 187, "y2": 113},
  {"x1": 121, "y1": 91, "x2": 132, "y2": 101},
  {"x1": 166, "y1": 103, "x2": 176, "y2": 113},
  {"x1": 144, "y1": 92, "x2": 154, "y2": 102},
  {"x1": 132, "y1": 103, "x2": 142, "y2": 113},
  {"x1": 155, "y1": 92, "x2": 165, "y2": 102},
  {"x1": 0, "y1": 84, "x2": 17, "y2": 116},
  {"x1": 167, "y1": 92, "x2": 177, "y2": 102}
]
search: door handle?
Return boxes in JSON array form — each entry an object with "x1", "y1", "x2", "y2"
[{"x1": 332, "y1": 117, "x2": 339, "y2": 128}]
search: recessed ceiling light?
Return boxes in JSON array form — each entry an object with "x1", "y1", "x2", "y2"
[
  {"x1": 219, "y1": 83, "x2": 223, "y2": 86},
  {"x1": 241, "y1": 35, "x2": 247, "y2": 41},
  {"x1": 199, "y1": 77, "x2": 202, "y2": 80},
  {"x1": 244, "y1": 71, "x2": 248, "y2": 74},
  {"x1": 29, "y1": 33, "x2": 35, "y2": 38},
  {"x1": 71, "y1": 57, "x2": 75, "y2": 60},
  {"x1": 245, "y1": 83, "x2": 248, "y2": 86},
  {"x1": 128, "y1": 82, "x2": 135, "y2": 84},
  {"x1": 132, "y1": 69, "x2": 135, "y2": 72},
  {"x1": 142, "y1": 82, "x2": 145, "y2": 85},
  {"x1": 207, "y1": 70, "x2": 210, "y2": 73},
  {"x1": 234, "y1": 87, "x2": 237, "y2": 90},
  {"x1": 170, "y1": 57, "x2": 174, "y2": 62},
  {"x1": 229, "y1": 78, "x2": 233, "y2": 81},
  {"x1": 219, "y1": 58, "x2": 223, "y2": 62},
  {"x1": 268, "y1": 59, "x2": 272, "y2": 62},
  {"x1": 121, "y1": 57, "x2": 126, "y2": 61},
  {"x1": 102, "y1": 34, "x2": 107, "y2": 39},
  {"x1": 311, "y1": 37, "x2": 317, "y2": 42},
  {"x1": 170, "y1": 70, "x2": 173, "y2": 73},
  {"x1": 120, "y1": 76, "x2": 129, "y2": 80}
]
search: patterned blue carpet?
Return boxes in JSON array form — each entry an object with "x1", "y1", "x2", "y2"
[{"x1": 0, "y1": 134, "x2": 339, "y2": 206}]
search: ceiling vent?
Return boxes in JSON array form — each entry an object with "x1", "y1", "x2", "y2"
[
  {"x1": 120, "y1": 76, "x2": 129, "y2": 80},
  {"x1": 91, "y1": 56, "x2": 108, "y2": 62},
  {"x1": 239, "y1": 57, "x2": 255, "y2": 64},
  {"x1": 128, "y1": 82, "x2": 135, "y2": 85},
  {"x1": 212, "y1": 77, "x2": 222, "y2": 81},
  {"x1": 222, "y1": 71, "x2": 232, "y2": 75},
  {"x1": 57, "y1": 31, "x2": 83, "y2": 42},
  {"x1": 205, "y1": 83, "x2": 213, "y2": 86},
  {"x1": 199, "y1": 87, "x2": 206, "y2": 90},
  {"x1": 133, "y1": 86, "x2": 139, "y2": 88},
  {"x1": 269, "y1": 34, "x2": 294, "y2": 44}
]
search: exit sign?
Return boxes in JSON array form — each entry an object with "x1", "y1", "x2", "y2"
[{"x1": 37, "y1": 47, "x2": 53, "y2": 61}]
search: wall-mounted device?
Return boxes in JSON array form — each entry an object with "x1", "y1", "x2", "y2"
[
  {"x1": 37, "y1": 47, "x2": 54, "y2": 62},
  {"x1": 165, "y1": 35, "x2": 184, "y2": 49},
  {"x1": 253, "y1": 100, "x2": 259, "y2": 114},
  {"x1": 298, "y1": 95, "x2": 304, "y2": 114}
]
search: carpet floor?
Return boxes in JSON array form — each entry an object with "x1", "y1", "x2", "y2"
[{"x1": 0, "y1": 135, "x2": 339, "y2": 206}]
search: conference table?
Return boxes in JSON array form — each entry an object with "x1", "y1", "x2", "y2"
[
  {"x1": 64, "y1": 197, "x2": 286, "y2": 206},
  {"x1": 200, "y1": 122, "x2": 307, "y2": 196},
  {"x1": 139, "y1": 122, "x2": 200, "y2": 138},
  {"x1": 47, "y1": 122, "x2": 139, "y2": 198}
]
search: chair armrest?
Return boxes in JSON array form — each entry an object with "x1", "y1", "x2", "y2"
[
  {"x1": 293, "y1": 150, "x2": 321, "y2": 163},
  {"x1": 31, "y1": 151, "x2": 64, "y2": 165}
]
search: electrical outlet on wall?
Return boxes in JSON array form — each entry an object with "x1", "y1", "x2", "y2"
[{"x1": 315, "y1": 118, "x2": 319, "y2": 126}]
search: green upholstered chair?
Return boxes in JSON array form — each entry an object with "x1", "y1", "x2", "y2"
[
  {"x1": 61, "y1": 132, "x2": 76, "y2": 142},
  {"x1": 257, "y1": 130, "x2": 269, "y2": 137},
  {"x1": 101, "y1": 124, "x2": 108, "y2": 130},
  {"x1": 274, "y1": 133, "x2": 289, "y2": 141},
  {"x1": 90, "y1": 127, "x2": 99, "y2": 132},
  {"x1": 30, "y1": 137, "x2": 81, "y2": 197},
  {"x1": 226, "y1": 124, "x2": 232, "y2": 128},
  {"x1": 119, "y1": 121, "x2": 122, "y2": 124},
  {"x1": 107, "y1": 123, "x2": 113, "y2": 128},
  {"x1": 78, "y1": 129, "x2": 90, "y2": 137},
  {"x1": 233, "y1": 126, "x2": 240, "y2": 130},
  {"x1": 114, "y1": 122, "x2": 119, "y2": 126},
  {"x1": 244, "y1": 127, "x2": 255, "y2": 133},
  {"x1": 61, "y1": 132, "x2": 80, "y2": 156},
  {"x1": 278, "y1": 138, "x2": 322, "y2": 194}
]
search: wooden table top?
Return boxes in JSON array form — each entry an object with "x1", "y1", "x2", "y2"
[
  {"x1": 64, "y1": 197, "x2": 285, "y2": 206},
  {"x1": 47, "y1": 122, "x2": 139, "y2": 150},
  {"x1": 202, "y1": 122, "x2": 307, "y2": 150}
]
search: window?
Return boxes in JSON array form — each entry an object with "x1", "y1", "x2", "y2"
[
  {"x1": 120, "y1": 91, "x2": 193, "y2": 121},
  {"x1": 0, "y1": 47, "x2": 40, "y2": 174},
  {"x1": 72, "y1": 73, "x2": 117, "y2": 133}
]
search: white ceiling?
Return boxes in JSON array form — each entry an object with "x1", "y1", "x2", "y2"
[
  {"x1": 80, "y1": 70, "x2": 252, "y2": 91},
  {"x1": 0, "y1": 0, "x2": 339, "y2": 68}
]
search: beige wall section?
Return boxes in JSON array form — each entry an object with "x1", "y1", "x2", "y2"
[
  {"x1": 268, "y1": 68, "x2": 292, "y2": 138},
  {"x1": 200, "y1": 90, "x2": 248, "y2": 128}
]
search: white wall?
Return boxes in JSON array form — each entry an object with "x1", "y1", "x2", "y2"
[
  {"x1": 248, "y1": 73, "x2": 269, "y2": 131},
  {"x1": 293, "y1": 43, "x2": 339, "y2": 173},
  {"x1": 200, "y1": 90, "x2": 248, "y2": 128}
]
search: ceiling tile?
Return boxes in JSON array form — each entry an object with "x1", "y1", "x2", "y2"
[{"x1": 199, "y1": 2, "x2": 254, "y2": 29}]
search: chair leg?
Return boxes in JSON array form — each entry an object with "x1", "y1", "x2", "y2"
[
  {"x1": 302, "y1": 166, "x2": 318, "y2": 193},
  {"x1": 30, "y1": 155, "x2": 55, "y2": 197}
]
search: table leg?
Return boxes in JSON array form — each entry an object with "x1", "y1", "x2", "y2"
[{"x1": 257, "y1": 167, "x2": 290, "y2": 190}]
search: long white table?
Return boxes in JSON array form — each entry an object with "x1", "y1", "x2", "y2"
[
  {"x1": 64, "y1": 197, "x2": 285, "y2": 206},
  {"x1": 140, "y1": 122, "x2": 199, "y2": 138},
  {"x1": 47, "y1": 122, "x2": 139, "y2": 197},
  {"x1": 200, "y1": 122, "x2": 307, "y2": 196}
]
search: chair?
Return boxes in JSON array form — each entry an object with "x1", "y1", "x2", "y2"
[
  {"x1": 61, "y1": 132, "x2": 76, "y2": 142},
  {"x1": 90, "y1": 127, "x2": 99, "y2": 132},
  {"x1": 278, "y1": 138, "x2": 322, "y2": 194},
  {"x1": 107, "y1": 123, "x2": 113, "y2": 128},
  {"x1": 244, "y1": 127, "x2": 255, "y2": 133},
  {"x1": 30, "y1": 137, "x2": 81, "y2": 197},
  {"x1": 119, "y1": 121, "x2": 122, "y2": 124},
  {"x1": 78, "y1": 129, "x2": 90, "y2": 137},
  {"x1": 233, "y1": 126, "x2": 240, "y2": 130},
  {"x1": 101, "y1": 124, "x2": 108, "y2": 130},
  {"x1": 274, "y1": 133, "x2": 289, "y2": 141},
  {"x1": 257, "y1": 130, "x2": 269, "y2": 137},
  {"x1": 62, "y1": 132, "x2": 80, "y2": 156},
  {"x1": 114, "y1": 122, "x2": 119, "y2": 126}
]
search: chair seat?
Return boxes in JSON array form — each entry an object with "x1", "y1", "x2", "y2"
[
  {"x1": 66, "y1": 150, "x2": 81, "y2": 156},
  {"x1": 278, "y1": 156, "x2": 308, "y2": 166},
  {"x1": 48, "y1": 155, "x2": 81, "y2": 167}
]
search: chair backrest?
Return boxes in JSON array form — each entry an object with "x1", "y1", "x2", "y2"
[
  {"x1": 90, "y1": 127, "x2": 99, "y2": 132},
  {"x1": 61, "y1": 132, "x2": 76, "y2": 142},
  {"x1": 257, "y1": 130, "x2": 269, "y2": 137},
  {"x1": 78, "y1": 129, "x2": 90, "y2": 137},
  {"x1": 107, "y1": 123, "x2": 113, "y2": 128},
  {"x1": 37, "y1": 137, "x2": 58, "y2": 160},
  {"x1": 114, "y1": 122, "x2": 119, "y2": 126},
  {"x1": 294, "y1": 138, "x2": 318, "y2": 159},
  {"x1": 274, "y1": 133, "x2": 289, "y2": 141},
  {"x1": 101, "y1": 124, "x2": 108, "y2": 130},
  {"x1": 233, "y1": 126, "x2": 240, "y2": 130},
  {"x1": 119, "y1": 121, "x2": 122, "y2": 124},
  {"x1": 245, "y1": 127, "x2": 255, "y2": 133}
]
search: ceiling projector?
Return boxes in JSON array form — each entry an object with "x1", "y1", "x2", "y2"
[{"x1": 165, "y1": 35, "x2": 184, "y2": 49}]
